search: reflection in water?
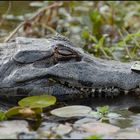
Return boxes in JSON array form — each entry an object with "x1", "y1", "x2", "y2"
[{"x1": 65, "y1": 94, "x2": 139, "y2": 110}]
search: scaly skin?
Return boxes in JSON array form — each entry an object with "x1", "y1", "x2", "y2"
[{"x1": 0, "y1": 34, "x2": 140, "y2": 100}]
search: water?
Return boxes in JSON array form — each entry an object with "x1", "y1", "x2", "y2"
[
  {"x1": 65, "y1": 94, "x2": 140, "y2": 129},
  {"x1": 0, "y1": 1, "x2": 36, "y2": 41}
]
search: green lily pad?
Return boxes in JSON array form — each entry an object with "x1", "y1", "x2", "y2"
[
  {"x1": 131, "y1": 62, "x2": 140, "y2": 71},
  {"x1": 84, "y1": 134, "x2": 102, "y2": 139},
  {"x1": 31, "y1": 107, "x2": 43, "y2": 114},
  {"x1": 50, "y1": 105, "x2": 92, "y2": 118},
  {"x1": 5, "y1": 106, "x2": 23, "y2": 118},
  {"x1": 6, "y1": 106, "x2": 42, "y2": 118},
  {"x1": 18, "y1": 95, "x2": 56, "y2": 108},
  {"x1": 0, "y1": 111, "x2": 7, "y2": 121}
]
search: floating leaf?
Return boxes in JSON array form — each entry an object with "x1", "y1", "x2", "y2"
[
  {"x1": 5, "y1": 106, "x2": 23, "y2": 118},
  {"x1": 18, "y1": 107, "x2": 42, "y2": 117},
  {"x1": 131, "y1": 62, "x2": 140, "y2": 71},
  {"x1": 6, "y1": 106, "x2": 42, "y2": 118},
  {"x1": 0, "y1": 112, "x2": 7, "y2": 121},
  {"x1": 18, "y1": 95, "x2": 56, "y2": 108},
  {"x1": 50, "y1": 105, "x2": 92, "y2": 118},
  {"x1": 107, "y1": 112, "x2": 122, "y2": 119},
  {"x1": 52, "y1": 124, "x2": 72, "y2": 135},
  {"x1": 19, "y1": 107, "x2": 35, "y2": 117},
  {"x1": 88, "y1": 111, "x2": 102, "y2": 119},
  {"x1": 81, "y1": 122, "x2": 120, "y2": 135},
  {"x1": 19, "y1": 107, "x2": 42, "y2": 117},
  {"x1": 31, "y1": 107, "x2": 43, "y2": 114}
]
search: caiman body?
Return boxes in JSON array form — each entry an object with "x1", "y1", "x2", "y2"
[{"x1": 0, "y1": 34, "x2": 140, "y2": 100}]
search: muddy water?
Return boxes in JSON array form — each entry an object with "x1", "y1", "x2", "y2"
[
  {"x1": 0, "y1": 1, "x2": 36, "y2": 41},
  {"x1": 0, "y1": 1, "x2": 140, "y2": 138}
]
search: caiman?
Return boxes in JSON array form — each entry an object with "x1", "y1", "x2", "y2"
[{"x1": 0, "y1": 34, "x2": 140, "y2": 101}]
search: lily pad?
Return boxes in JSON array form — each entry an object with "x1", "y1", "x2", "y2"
[
  {"x1": 19, "y1": 107, "x2": 35, "y2": 115},
  {"x1": 18, "y1": 107, "x2": 42, "y2": 117},
  {"x1": 81, "y1": 122, "x2": 120, "y2": 135},
  {"x1": 131, "y1": 62, "x2": 140, "y2": 71},
  {"x1": 18, "y1": 95, "x2": 56, "y2": 108},
  {"x1": 6, "y1": 106, "x2": 42, "y2": 118},
  {"x1": 50, "y1": 105, "x2": 92, "y2": 118},
  {"x1": 88, "y1": 111, "x2": 102, "y2": 119},
  {"x1": 107, "y1": 112, "x2": 122, "y2": 119},
  {"x1": 0, "y1": 112, "x2": 7, "y2": 121},
  {"x1": 52, "y1": 124, "x2": 72, "y2": 135},
  {"x1": 5, "y1": 106, "x2": 23, "y2": 118}
]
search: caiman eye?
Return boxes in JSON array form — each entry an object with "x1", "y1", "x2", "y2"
[
  {"x1": 13, "y1": 50, "x2": 53, "y2": 64},
  {"x1": 57, "y1": 46, "x2": 74, "y2": 56},
  {"x1": 54, "y1": 44, "x2": 81, "y2": 61}
]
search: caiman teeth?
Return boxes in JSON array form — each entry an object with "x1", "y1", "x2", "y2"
[
  {"x1": 92, "y1": 89, "x2": 95, "y2": 93},
  {"x1": 57, "y1": 79, "x2": 133, "y2": 98},
  {"x1": 124, "y1": 90, "x2": 129, "y2": 95},
  {"x1": 80, "y1": 88, "x2": 84, "y2": 91},
  {"x1": 98, "y1": 88, "x2": 102, "y2": 93},
  {"x1": 112, "y1": 88, "x2": 120, "y2": 96},
  {"x1": 135, "y1": 88, "x2": 140, "y2": 95}
]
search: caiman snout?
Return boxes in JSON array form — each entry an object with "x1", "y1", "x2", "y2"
[{"x1": 0, "y1": 34, "x2": 140, "y2": 99}]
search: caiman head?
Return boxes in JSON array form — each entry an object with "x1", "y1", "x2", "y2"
[{"x1": 0, "y1": 34, "x2": 140, "y2": 100}]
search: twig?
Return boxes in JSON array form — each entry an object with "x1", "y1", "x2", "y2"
[
  {"x1": 28, "y1": 2, "x2": 62, "y2": 22},
  {"x1": 4, "y1": 2, "x2": 62, "y2": 43},
  {"x1": 4, "y1": 22, "x2": 25, "y2": 42}
]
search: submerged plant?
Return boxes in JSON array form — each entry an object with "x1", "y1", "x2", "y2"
[{"x1": 89, "y1": 105, "x2": 121, "y2": 123}]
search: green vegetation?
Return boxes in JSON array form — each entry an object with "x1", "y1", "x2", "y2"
[
  {"x1": 0, "y1": 111, "x2": 7, "y2": 121},
  {"x1": 0, "y1": 95, "x2": 56, "y2": 120},
  {"x1": 0, "y1": 94, "x2": 120, "y2": 125},
  {"x1": 84, "y1": 134, "x2": 102, "y2": 140},
  {"x1": 89, "y1": 105, "x2": 121, "y2": 122},
  {"x1": 18, "y1": 95, "x2": 56, "y2": 108}
]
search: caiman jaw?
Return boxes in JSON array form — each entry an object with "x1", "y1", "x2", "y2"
[
  {"x1": 1, "y1": 35, "x2": 140, "y2": 100},
  {"x1": 50, "y1": 78, "x2": 140, "y2": 98}
]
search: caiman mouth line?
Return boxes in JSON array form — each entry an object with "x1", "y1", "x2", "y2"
[
  {"x1": 10, "y1": 74, "x2": 140, "y2": 98},
  {"x1": 52, "y1": 78, "x2": 140, "y2": 98}
]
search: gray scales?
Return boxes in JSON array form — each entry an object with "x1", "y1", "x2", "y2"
[{"x1": 0, "y1": 34, "x2": 140, "y2": 101}]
